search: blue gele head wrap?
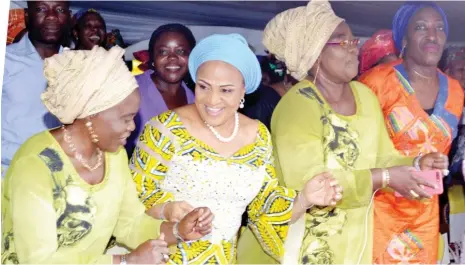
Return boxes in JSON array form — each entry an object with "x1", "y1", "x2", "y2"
[
  {"x1": 392, "y1": 1, "x2": 449, "y2": 51},
  {"x1": 188, "y1": 33, "x2": 261, "y2": 94}
]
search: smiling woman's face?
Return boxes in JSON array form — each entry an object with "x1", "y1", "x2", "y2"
[
  {"x1": 92, "y1": 89, "x2": 140, "y2": 152},
  {"x1": 152, "y1": 31, "x2": 191, "y2": 84},
  {"x1": 194, "y1": 61, "x2": 245, "y2": 127},
  {"x1": 74, "y1": 12, "x2": 106, "y2": 50}
]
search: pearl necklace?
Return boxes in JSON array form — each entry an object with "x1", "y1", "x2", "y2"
[
  {"x1": 62, "y1": 126, "x2": 103, "y2": 171},
  {"x1": 204, "y1": 112, "x2": 239, "y2": 143}
]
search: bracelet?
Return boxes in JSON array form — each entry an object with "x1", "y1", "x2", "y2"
[
  {"x1": 298, "y1": 192, "x2": 313, "y2": 210},
  {"x1": 413, "y1": 153, "x2": 423, "y2": 171},
  {"x1": 382, "y1": 169, "x2": 390, "y2": 188},
  {"x1": 160, "y1": 202, "x2": 168, "y2": 220},
  {"x1": 173, "y1": 222, "x2": 185, "y2": 242},
  {"x1": 120, "y1": 254, "x2": 127, "y2": 265}
]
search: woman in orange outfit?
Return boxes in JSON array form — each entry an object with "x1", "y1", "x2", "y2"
[{"x1": 359, "y1": 2, "x2": 464, "y2": 264}]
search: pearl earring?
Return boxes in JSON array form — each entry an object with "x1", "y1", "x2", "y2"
[
  {"x1": 85, "y1": 119, "x2": 99, "y2": 143},
  {"x1": 239, "y1": 98, "x2": 245, "y2": 109}
]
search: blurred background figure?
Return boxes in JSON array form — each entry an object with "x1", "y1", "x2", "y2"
[
  {"x1": 2, "y1": 1, "x2": 71, "y2": 176},
  {"x1": 241, "y1": 54, "x2": 295, "y2": 130},
  {"x1": 359, "y1": 29, "x2": 398, "y2": 75},
  {"x1": 444, "y1": 47, "x2": 465, "y2": 89},
  {"x1": 72, "y1": 9, "x2": 107, "y2": 50},
  {"x1": 7, "y1": 8, "x2": 27, "y2": 45}
]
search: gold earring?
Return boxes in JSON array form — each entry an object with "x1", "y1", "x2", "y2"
[
  {"x1": 313, "y1": 61, "x2": 321, "y2": 84},
  {"x1": 85, "y1": 119, "x2": 99, "y2": 143},
  {"x1": 400, "y1": 45, "x2": 406, "y2": 58}
]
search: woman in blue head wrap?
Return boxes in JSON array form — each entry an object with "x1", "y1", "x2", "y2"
[
  {"x1": 359, "y1": 2, "x2": 464, "y2": 264},
  {"x1": 128, "y1": 33, "x2": 342, "y2": 264}
]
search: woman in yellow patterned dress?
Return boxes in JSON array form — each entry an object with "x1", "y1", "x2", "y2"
[
  {"x1": 129, "y1": 33, "x2": 344, "y2": 264},
  {"x1": 236, "y1": 1, "x2": 450, "y2": 264},
  {"x1": 1, "y1": 46, "x2": 213, "y2": 264}
]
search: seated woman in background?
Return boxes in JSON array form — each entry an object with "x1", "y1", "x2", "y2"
[
  {"x1": 359, "y1": 29, "x2": 398, "y2": 76},
  {"x1": 1, "y1": 46, "x2": 213, "y2": 264},
  {"x1": 241, "y1": 54, "x2": 295, "y2": 130},
  {"x1": 125, "y1": 23, "x2": 196, "y2": 155},
  {"x1": 237, "y1": 1, "x2": 449, "y2": 264},
  {"x1": 130, "y1": 33, "x2": 343, "y2": 264},
  {"x1": 359, "y1": 2, "x2": 464, "y2": 263},
  {"x1": 72, "y1": 9, "x2": 107, "y2": 50}
]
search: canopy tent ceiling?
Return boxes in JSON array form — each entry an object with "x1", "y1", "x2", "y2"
[{"x1": 10, "y1": 1, "x2": 465, "y2": 44}]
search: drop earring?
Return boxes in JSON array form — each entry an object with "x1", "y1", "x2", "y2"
[
  {"x1": 85, "y1": 118, "x2": 99, "y2": 143},
  {"x1": 239, "y1": 98, "x2": 245, "y2": 109},
  {"x1": 313, "y1": 61, "x2": 321, "y2": 84}
]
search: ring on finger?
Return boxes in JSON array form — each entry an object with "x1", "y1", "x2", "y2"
[{"x1": 409, "y1": 190, "x2": 419, "y2": 198}]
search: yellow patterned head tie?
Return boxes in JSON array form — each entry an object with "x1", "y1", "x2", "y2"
[
  {"x1": 41, "y1": 46, "x2": 138, "y2": 124},
  {"x1": 262, "y1": 0, "x2": 344, "y2": 81}
]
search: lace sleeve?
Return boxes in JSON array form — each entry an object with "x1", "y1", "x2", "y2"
[
  {"x1": 129, "y1": 114, "x2": 176, "y2": 209},
  {"x1": 246, "y1": 125, "x2": 297, "y2": 262}
]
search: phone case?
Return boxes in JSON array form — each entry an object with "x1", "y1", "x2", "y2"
[{"x1": 394, "y1": 170, "x2": 443, "y2": 197}]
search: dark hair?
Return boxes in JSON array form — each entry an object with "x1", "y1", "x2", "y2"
[
  {"x1": 148, "y1": 23, "x2": 196, "y2": 70},
  {"x1": 75, "y1": 11, "x2": 106, "y2": 31},
  {"x1": 439, "y1": 48, "x2": 450, "y2": 72},
  {"x1": 260, "y1": 55, "x2": 286, "y2": 84}
]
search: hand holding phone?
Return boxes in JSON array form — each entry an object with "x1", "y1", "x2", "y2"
[{"x1": 394, "y1": 170, "x2": 443, "y2": 197}]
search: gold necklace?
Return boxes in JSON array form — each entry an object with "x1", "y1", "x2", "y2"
[
  {"x1": 62, "y1": 125, "x2": 103, "y2": 171},
  {"x1": 412, "y1": 69, "x2": 434, "y2": 80}
]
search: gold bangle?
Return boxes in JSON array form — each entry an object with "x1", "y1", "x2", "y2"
[{"x1": 382, "y1": 169, "x2": 390, "y2": 188}]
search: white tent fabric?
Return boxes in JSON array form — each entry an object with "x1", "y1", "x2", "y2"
[
  {"x1": 11, "y1": 1, "x2": 465, "y2": 46},
  {"x1": 11, "y1": 1, "x2": 465, "y2": 59},
  {"x1": 125, "y1": 26, "x2": 267, "y2": 59}
]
